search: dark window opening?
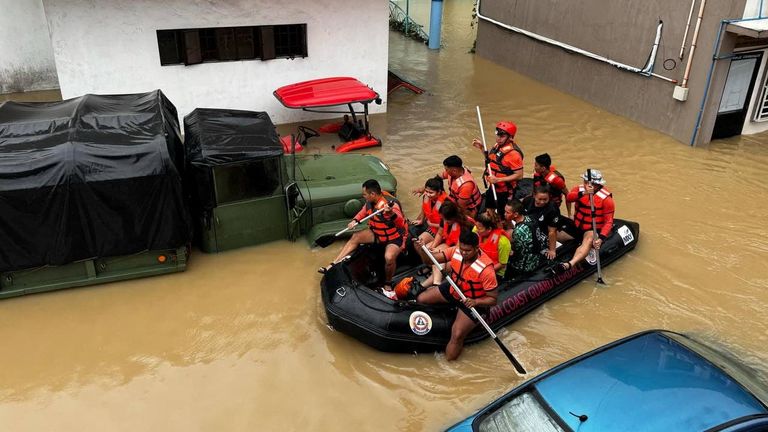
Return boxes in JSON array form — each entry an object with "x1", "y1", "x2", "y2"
[
  {"x1": 156, "y1": 24, "x2": 306, "y2": 66},
  {"x1": 275, "y1": 24, "x2": 307, "y2": 58},
  {"x1": 213, "y1": 158, "x2": 281, "y2": 204},
  {"x1": 157, "y1": 30, "x2": 182, "y2": 65}
]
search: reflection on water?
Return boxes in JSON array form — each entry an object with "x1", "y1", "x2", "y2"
[{"x1": 2, "y1": 1, "x2": 768, "y2": 430}]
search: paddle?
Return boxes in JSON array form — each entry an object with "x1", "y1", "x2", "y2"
[
  {"x1": 315, "y1": 206, "x2": 388, "y2": 248},
  {"x1": 420, "y1": 244, "x2": 527, "y2": 374},
  {"x1": 587, "y1": 169, "x2": 606, "y2": 285},
  {"x1": 476, "y1": 106, "x2": 498, "y2": 202}
]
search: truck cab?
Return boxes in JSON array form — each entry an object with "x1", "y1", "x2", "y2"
[{"x1": 184, "y1": 108, "x2": 396, "y2": 252}]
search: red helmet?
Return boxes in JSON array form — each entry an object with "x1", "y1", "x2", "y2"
[{"x1": 495, "y1": 121, "x2": 517, "y2": 137}]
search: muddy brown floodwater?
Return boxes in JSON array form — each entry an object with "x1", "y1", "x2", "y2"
[{"x1": 2, "y1": 1, "x2": 768, "y2": 430}]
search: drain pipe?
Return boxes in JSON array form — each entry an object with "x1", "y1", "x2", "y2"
[
  {"x1": 681, "y1": 0, "x2": 708, "y2": 88},
  {"x1": 428, "y1": 0, "x2": 443, "y2": 49},
  {"x1": 679, "y1": 0, "x2": 697, "y2": 60},
  {"x1": 475, "y1": 0, "x2": 677, "y2": 83}
]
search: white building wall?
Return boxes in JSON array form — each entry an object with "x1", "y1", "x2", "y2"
[
  {"x1": 42, "y1": 0, "x2": 389, "y2": 124},
  {"x1": 0, "y1": 0, "x2": 59, "y2": 93}
]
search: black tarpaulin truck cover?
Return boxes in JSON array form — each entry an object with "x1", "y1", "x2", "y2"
[
  {"x1": 183, "y1": 108, "x2": 284, "y2": 212},
  {"x1": 0, "y1": 90, "x2": 192, "y2": 272},
  {"x1": 184, "y1": 108, "x2": 283, "y2": 167}
]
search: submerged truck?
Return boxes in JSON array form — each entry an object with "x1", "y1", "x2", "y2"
[
  {"x1": 0, "y1": 91, "x2": 191, "y2": 299},
  {"x1": 183, "y1": 108, "x2": 396, "y2": 252},
  {"x1": 0, "y1": 93, "x2": 396, "y2": 298}
]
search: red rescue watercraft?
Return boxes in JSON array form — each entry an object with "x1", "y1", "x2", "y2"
[{"x1": 274, "y1": 77, "x2": 383, "y2": 153}]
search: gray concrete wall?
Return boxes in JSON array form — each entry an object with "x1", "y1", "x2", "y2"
[
  {"x1": 476, "y1": 0, "x2": 747, "y2": 145},
  {"x1": 0, "y1": 0, "x2": 59, "y2": 93}
]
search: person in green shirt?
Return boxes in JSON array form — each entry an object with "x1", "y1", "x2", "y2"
[{"x1": 503, "y1": 200, "x2": 542, "y2": 278}]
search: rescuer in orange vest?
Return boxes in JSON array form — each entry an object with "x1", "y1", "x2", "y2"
[
  {"x1": 554, "y1": 169, "x2": 615, "y2": 275},
  {"x1": 416, "y1": 230, "x2": 499, "y2": 361},
  {"x1": 472, "y1": 121, "x2": 524, "y2": 215},
  {"x1": 322, "y1": 179, "x2": 406, "y2": 292},
  {"x1": 532, "y1": 153, "x2": 570, "y2": 217}
]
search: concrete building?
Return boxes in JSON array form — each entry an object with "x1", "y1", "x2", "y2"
[
  {"x1": 29, "y1": 0, "x2": 389, "y2": 124},
  {"x1": 476, "y1": 0, "x2": 768, "y2": 145},
  {"x1": 0, "y1": 0, "x2": 59, "y2": 93}
]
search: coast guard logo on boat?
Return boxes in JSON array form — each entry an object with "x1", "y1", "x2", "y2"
[
  {"x1": 586, "y1": 249, "x2": 598, "y2": 265},
  {"x1": 409, "y1": 311, "x2": 433, "y2": 336},
  {"x1": 618, "y1": 225, "x2": 634, "y2": 245}
]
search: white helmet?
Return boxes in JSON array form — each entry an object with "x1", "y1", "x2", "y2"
[{"x1": 581, "y1": 169, "x2": 606, "y2": 185}]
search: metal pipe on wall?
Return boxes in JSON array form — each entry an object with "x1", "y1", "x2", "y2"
[
  {"x1": 475, "y1": 0, "x2": 677, "y2": 83},
  {"x1": 681, "y1": 0, "x2": 708, "y2": 88},
  {"x1": 679, "y1": 0, "x2": 697, "y2": 60},
  {"x1": 428, "y1": 0, "x2": 443, "y2": 50}
]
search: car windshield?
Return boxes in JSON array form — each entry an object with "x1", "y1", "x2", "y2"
[{"x1": 477, "y1": 392, "x2": 565, "y2": 432}]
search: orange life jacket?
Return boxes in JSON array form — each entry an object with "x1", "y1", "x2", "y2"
[
  {"x1": 574, "y1": 186, "x2": 612, "y2": 232},
  {"x1": 478, "y1": 228, "x2": 509, "y2": 264},
  {"x1": 533, "y1": 166, "x2": 566, "y2": 206},
  {"x1": 449, "y1": 171, "x2": 482, "y2": 212},
  {"x1": 487, "y1": 143, "x2": 524, "y2": 193},
  {"x1": 364, "y1": 194, "x2": 404, "y2": 243},
  {"x1": 442, "y1": 217, "x2": 475, "y2": 247},
  {"x1": 422, "y1": 191, "x2": 447, "y2": 235},
  {"x1": 448, "y1": 248, "x2": 495, "y2": 299}
]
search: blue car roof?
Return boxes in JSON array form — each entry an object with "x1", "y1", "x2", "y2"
[{"x1": 535, "y1": 332, "x2": 768, "y2": 431}]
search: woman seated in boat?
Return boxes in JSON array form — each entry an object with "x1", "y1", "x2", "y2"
[
  {"x1": 415, "y1": 230, "x2": 498, "y2": 361},
  {"x1": 503, "y1": 200, "x2": 542, "y2": 279},
  {"x1": 409, "y1": 176, "x2": 448, "y2": 246},
  {"x1": 473, "y1": 209, "x2": 511, "y2": 279},
  {"x1": 415, "y1": 200, "x2": 475, "y2": 268}
]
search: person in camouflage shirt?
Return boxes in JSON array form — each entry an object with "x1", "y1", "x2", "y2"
[{"x1": 503, "y1": 200, "x2": 542, "y2": 278}]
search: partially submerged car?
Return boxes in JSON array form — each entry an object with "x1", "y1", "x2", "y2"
[
  {"x1": 183, "y1": 108, "x2": 396, "y2": 252},
  {"x1": 448, "y1": 330, "x2": 768, "y2": 432}
]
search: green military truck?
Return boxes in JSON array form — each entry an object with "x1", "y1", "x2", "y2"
[
  {"x1": 183, "y1": 108, "x2": 397, "y2": 252},
  {"x1": 0, "y1": 95, "x2": 394, "y2": 299},
  {"x1": 0, "y1": 91, "x2": 191, "y2": 299}
]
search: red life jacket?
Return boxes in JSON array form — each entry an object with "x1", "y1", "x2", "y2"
[
  {"x1": 448, "y1": 248, "x2": 495, "y2": 299},
  {"x1": 487, "y1": 143, "x2": 524, "y2": 193},
  {"x1": 449, "y1": 171, "x2": 482, "y2": 212},
  {"x1": 364, "y1": 194, "x2": 404, "y2": 243},
  {"x1": 533, "y1": 166, "x2": 566, "y2": 206},
  {"x1": 478, "y1": 228, "x2": 509, "y2": 264},
  {"x1": 422, "y1": 191, "x2": 447, "y2": 235},
  {"x1": 573, "y1": 186, "x2": 612, "y2": 231},
  {"x1": 442, "y1": 217, "x2": 475, "y2": 247}
]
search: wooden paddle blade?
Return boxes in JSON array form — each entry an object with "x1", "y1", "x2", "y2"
[
  {"x1": 494, "y1": 337, "x2": 527, "y2": 374},
  {"x1": 314, "y1": 235, "x2": 337, "y2": 248}
]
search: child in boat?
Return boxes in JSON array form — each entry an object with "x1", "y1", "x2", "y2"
[{"x1": 473, "y1": 209, "x2": 511, "y2": 279}]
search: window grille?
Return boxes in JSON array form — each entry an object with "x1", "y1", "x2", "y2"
[
  {"x1": 156, "y1": 24, "x2": 307, "y2": 66},
  {"x1": 754, "y1": 74, "x2": 768, "y2": 122}
]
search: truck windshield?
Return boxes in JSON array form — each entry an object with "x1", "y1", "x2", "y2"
[{"x1": 477, "y1": 392, "x2": 565, "y2": 432}]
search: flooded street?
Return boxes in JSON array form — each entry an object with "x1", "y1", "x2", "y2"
[{"x1": 2, "y1": 1, "x2": 768, "y2": 430}]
